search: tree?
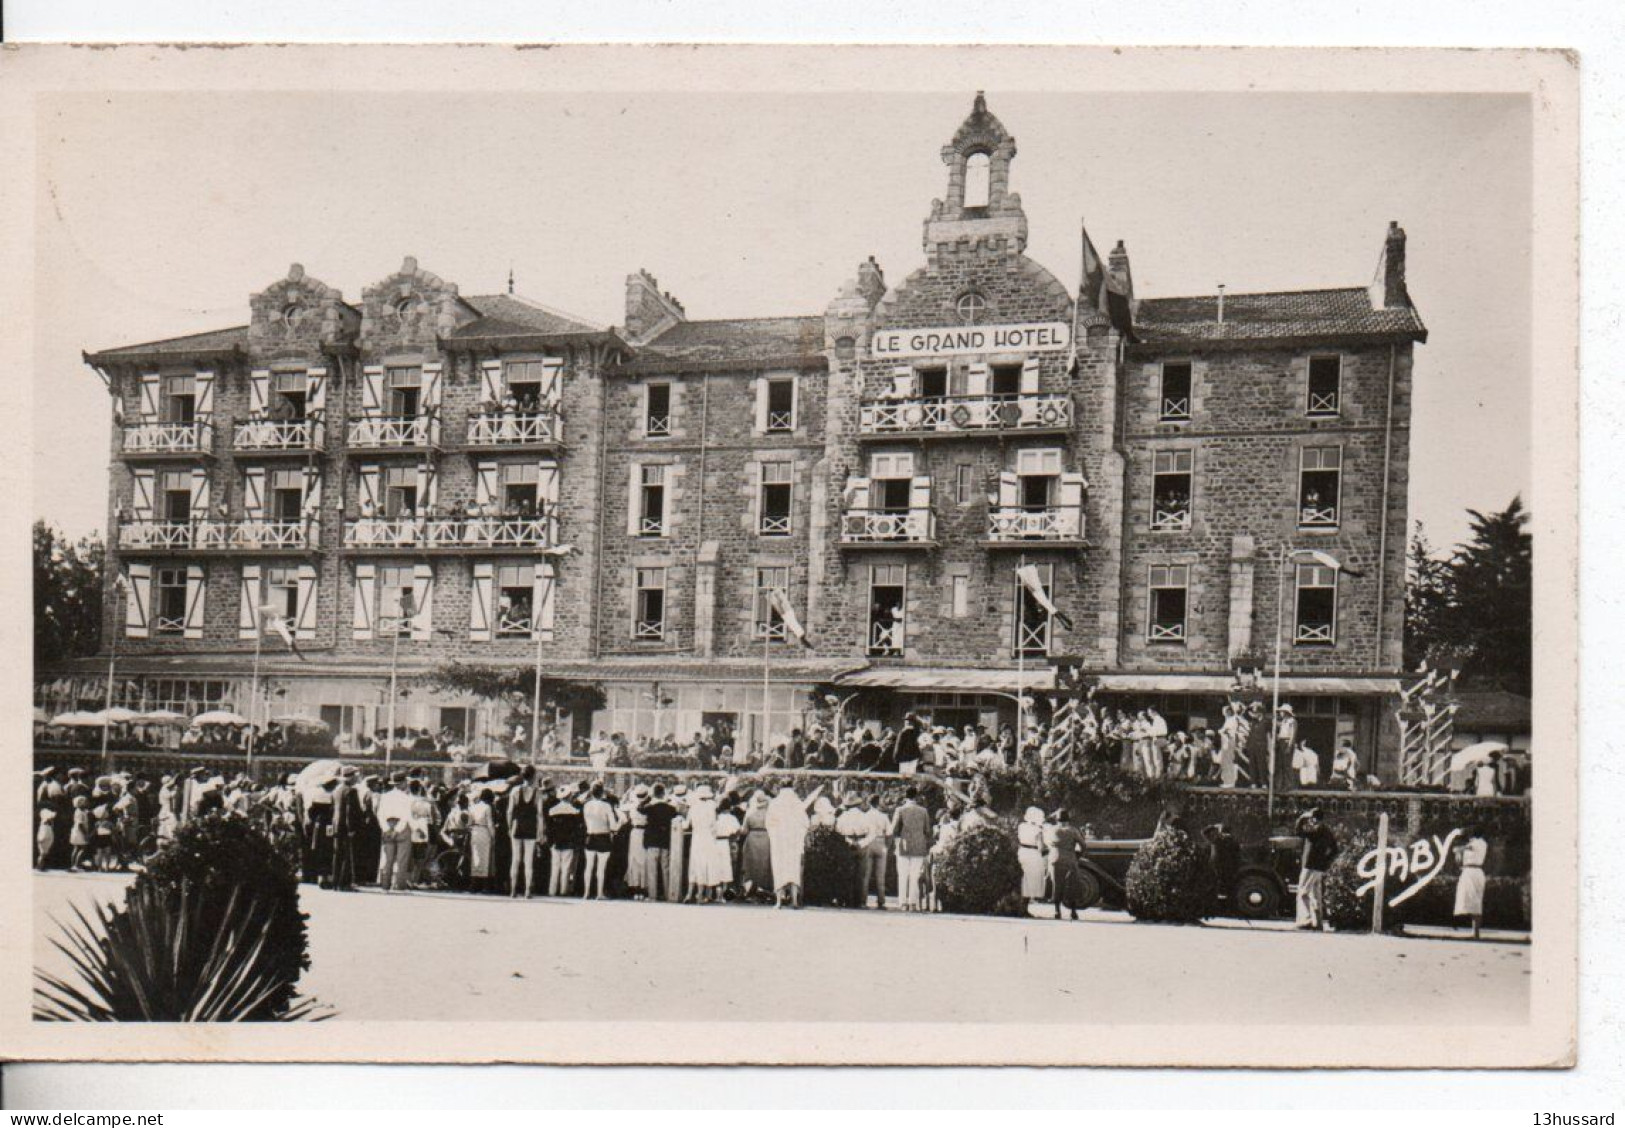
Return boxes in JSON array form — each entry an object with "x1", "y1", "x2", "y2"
[
  {"x1": 421, "y1": 662, "x2": 606, "y2": 757},
  {"x1": 1403, "y1": 498, "x2": 1532, "y2": 695},
  {"x1": 34, "y1": 521, "x2": 104, "y2": 666}
]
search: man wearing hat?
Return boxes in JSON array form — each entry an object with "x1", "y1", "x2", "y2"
[
  {"x1": 329, "y1": 766, "x2": 364, "y2": 892},
  {"x1": 375, "y1": 774, "x2": 415, "y2": 893},
  {"x1": 1294, "y1": 808, "x2": 1340, "y2": 930},
  {"x1": 1273, "y1": 704, "x2": 1299, "y2": 787}
]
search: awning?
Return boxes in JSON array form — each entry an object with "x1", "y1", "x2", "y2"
[
  {"x1": 834, "y1": 667, "x2": 1056, "y2": 694},
  {"x1": 1094, "y1": 673, "x2": 1403, "y2": 696}
]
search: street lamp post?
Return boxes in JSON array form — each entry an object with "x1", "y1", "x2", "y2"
[
  {"x1": 1268, "y1": 546, "x2": 1345, "y2": 826},
  {"x1": 529, "y1": 545, "x2": 574, "y2": 765},
  {"x1": 101, "y1": 575, "x2": 126, "y2": 772}
]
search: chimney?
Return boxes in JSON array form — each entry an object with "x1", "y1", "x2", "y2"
[
  {"x1": 856, "y1": 256, "x2": 886, "y2": 309},
  {"x1": 1370, "y1": 221, "x2": 1410, "y2": 310},
  {"x1": 1216, "y1": 284, "x2": 1226, "y2": 324},
  {"x1": 623, "y1": 269, "x2": 686, "y2": 344}
]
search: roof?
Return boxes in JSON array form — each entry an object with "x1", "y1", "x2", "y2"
[
  {"x1": 622, "y1": 315, "x2": 827, "y2": 373},
  {"x1": 86, "y1": 325, "x2": 249, "y2": 365},
  {"x1": 1452, "y1": 690, "x2": 1532, "y2": 730},
  {"x1": 1133, "y1": 287, "x2": 1427, "y2": 348},
  {"x1": 447, "y1": 293, "x2": 610, "y2": 344}
]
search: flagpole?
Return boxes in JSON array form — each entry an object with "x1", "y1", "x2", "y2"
[
  {"x1": 1017, "y1": 554, "x2": 1027, "y2": 752},
  {"x1": 763, "y1": 598, "x2": 772, "y2": 765},
  {"x1": 387, "y1": 608, "x2": 401, "y2": 774},
  {"x1": 101, "y1": 583, "x2": 121, "y2": 772},
  {"x1": 248, "y1": 615, "x2": 263, "y2": 779}
]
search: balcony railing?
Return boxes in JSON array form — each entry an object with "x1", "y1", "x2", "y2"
[
  {"x1": 634, "y1": 618, "x2": 666, "y2": 641},
  {"x1": 232, "y1": 417, "x2": 323, "y2": 453},
  {"x1": 1295, "y1": 621, "x2": 1335, "y2": 645},
  {"x1": 1150, "y1": 503, "x2": 1192, "y2": 532},
  {"x1": 868, "y1": 621, "x2": 904, "y2": 656},
  {"x1": 117, "y1": 519, "x2": 317, "y2": 552},
  {"x1": 858, "y1": 392, "x2": 1072, "y2": 436},
  {"x1": 1299, "y1": 504, "x2": 1339, "y2": 528},
  {"x1": 120, "y1": 420, "x2": 214, "y2": 456},
  {"x1": 1307, "y1": 391, "x2": 1340, "y2": 416},
  {"x1": 343, "y1": 513, "x2": 556, "y2": 551},
  {"x1": 466, "y1": 406, "x2": 562, "y2": 449},
  {"x1": 1160, "y1": 396, "x2": 1191, "y2": 421},
  {"x1": 986, "y1": 504, "x2": 1085, "y2": 543},
  {"x1": 345, "y1": 414, "x2": 439, "y2": 451},
  {"x1": 1148, "y1": 621, "x2": 1187, "y2": 643},
  {"x1": 840, "y1": 506, "x2": 936, "y2": 545}
]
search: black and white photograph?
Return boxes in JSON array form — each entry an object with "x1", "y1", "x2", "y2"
[{"x1": 0, "y1": 44, "x2": 1579, "y2": 1069}]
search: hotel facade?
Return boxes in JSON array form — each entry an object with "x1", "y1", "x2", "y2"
[{"x1": 40, "y1": 94, "x2": 1428, "y2": 779}]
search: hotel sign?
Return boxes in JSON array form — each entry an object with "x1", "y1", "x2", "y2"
[{"x1": 871, "y1": 321, "x2": 1072, "y2": 360}]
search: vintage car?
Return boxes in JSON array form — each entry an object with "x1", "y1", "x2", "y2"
[{"x1": 1075, "y1": 832, "x2": 1304, "y2": 920}]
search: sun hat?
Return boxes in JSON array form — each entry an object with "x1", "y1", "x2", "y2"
[
  {"x1": 693, "y1": 784, "x2": 715, "y2": 800},
  {"x1": 1023, "y1": 806, "x2": 1045, "y2": 826}
]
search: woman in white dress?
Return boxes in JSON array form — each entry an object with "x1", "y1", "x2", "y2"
[
  {"x1": 467, "y1": 788, "x2": 497, "y2": 893},
  {"x1": 1017, "y1": 806, "x2": 1048, "y2": 901},
  {"x1": 685, "y1": 785, "x2": 719, "y2": 902},
  {"x1": 623, "y1": 785, "x2": 650, "y2": 899},
  {"x1": 766, "y1": 781, "x2": 813, "y2": 908},
  {"x1": 1453, "y1": 825, "x2": 1490, "y2": 939}
]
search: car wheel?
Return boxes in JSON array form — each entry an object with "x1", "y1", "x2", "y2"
[
  {"x1": 1072, "y1": 870, "x2": 1102, "y2": 910},
  {"x1": 1232, "y1": 872, "x2": 1283, "y2": 919}
]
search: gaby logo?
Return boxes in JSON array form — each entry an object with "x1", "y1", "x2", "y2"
[{"x1": 1355, "y1": 828, "x2": 1464, "y2": 907}]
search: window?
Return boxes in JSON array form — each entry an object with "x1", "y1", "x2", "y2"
[
  {"x1": 1151, "y1": 450, "x2": 1193, "y2": 531},
  {"x1": 765, "y1": 377, "x2": 796, "y2": 432},
  {"x1": 382, "y1": 466, "x2": 418, "y2": 519},
  {"x1": 378, "y1": 565, "x2": 417, "y2": 640},
  {"x1": 759, "y1": 463, "x2": 793, "y2": 535},
  {"x1": 1147, "y1": 564, "x2": 1190, "y2": 643},
  {"x1": 1299, "y1": 447, "x2": 1343, "y2": 528},
  {"x1": 645, "y1": 383, "x2": 672, "y2": 436},
  {"x1": 502, "y1": 463, "x2": 539, "y2": 516},
  {"x1": 634, "y1": 567, "x2": 666, "y2": 640},
  {"x1": 1016, "y1": 447, "x2": 1061, "y2": 509},
  {"x1": 753, "y1": 567, "x2": 790, "y2": 640},
  {"x1": 162, "y1": 375, "x2": 196, "y2": 423},
  {"x1": 320, "y1": 705, "x2": 366, "y2": 747},
  {"x1": 868, "y1": 564, "x2": 906, "y2": 656},
  {"x1": 269, "y1": 469, "x2": 304, "y2": 523},
  {"x1": 950, "y1": 572, "x2": 970, "y2": 618},
  {"x1": 955, "y1": 463, "x2": 976, "y2": 505},
  {"x1": 504, "y1": 360, "x2": 547, "y2": 411},
  {"x1": 153, "y1": 567, "x2": 188, "y2": 637},
  {"x1": 990, "y1": 363, "x2": 1023, "y2": 397},
  {"x1": 493, "y1": 564, "x2": 536, "y2": 639},
  {"x1": 1160, "y1": 362, "x2": 1192, "y2": 421},
  {"x1": 263, "y1": 565, "x2": 300, "y2": 621},
  {"x1": 870, "y1": 452, "x2": 914, "y2": 515},
  {"x1": 1308, "y1": 355, "x2": 1341, "y2": 416},
  {"x1": 1295, "y1": 563, "x2": 1338, "y2": 645},
  {"x1": 956, "y1": 289, "x2": 988, "y2": 323},
  {"x1": 386, "y1": 367, "x2": 421, "y2": 417},
  {"x1": 271, "y1": 372, "x2": 308, "y2": 420},
  {"x1": 1013, "y1": 563, "x2": 1055, "y2": 658},
  {"x1": 916, "y1": 366, "x2": 949, "y2": 399},
  {"x1": 637, "y1": 465, "x2": 666, "y2": 536},
  {"x1": 160, "y1": 471, "x2": 193, "y2": 523},
  {"x1": 963, "y1": 153, "x2": 991, "y2": 209}
]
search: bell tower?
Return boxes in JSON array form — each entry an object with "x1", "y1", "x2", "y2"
[{"x1": 924, "y1": 92, "x2": 1028, "y2": 255}]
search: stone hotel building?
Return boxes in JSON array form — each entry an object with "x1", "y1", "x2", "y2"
[{"x1": 42, "y1": 94, "x2": 1428, "y2": 778}]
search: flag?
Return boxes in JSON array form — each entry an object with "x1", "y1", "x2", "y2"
[
  {"x1": 767, "y1": 588, "x2": 813, "y2": 649},
  {"x1": 258, "y1": 604, "x2": 307, "y2": 661},
  {"x1": 1017, "y1": 564, "x2": 1073, "y2": 631}
]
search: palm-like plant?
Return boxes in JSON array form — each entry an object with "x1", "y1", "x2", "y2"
[{"x1": 34, "y1": 882, "x2": 330, "y2": 1022}]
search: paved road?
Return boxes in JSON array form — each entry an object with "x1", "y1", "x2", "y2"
[{"x1": 33, "y1": 872, "x2": 1529, "y2": 1025}]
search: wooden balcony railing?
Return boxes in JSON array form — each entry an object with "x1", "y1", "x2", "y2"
[
  {"x1": 117, "y1": 520, "x2": 317, "y2": 552},
  {"x1": 343, "y1": 513, "x2": 557, "y2": 551},
  {"x1": 986, "y1": 504, "x2": 1085, "y2": 543},
  {"x1": 232, "y1": 417, "x2": 323, "y2": 453},
  {"x1": 840, "y1": 506, "x2": 936, "y2": 545},
  {"x1": 120, "y1": 420, "x2": 214, "y2": 456},
  {"x1": 465, "y1": 407, "x2": 562, "y2": 449},
  {"x1": 858, "y1": 392, "x2": 1072, "y2": 436},
  {"x1": 345, "y1": 414, "x2": 439, "y2": 451}
]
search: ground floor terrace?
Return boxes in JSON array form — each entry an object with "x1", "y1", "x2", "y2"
[{"x1": 37, "y1": 656, "x2": 1415, "y2": 781}]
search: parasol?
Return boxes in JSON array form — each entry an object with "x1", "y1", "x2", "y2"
[
  {"x1": 1447, "y1": 741, "x2": 1517, "y2": 791},
  {"x1": 270, "y1": 715, "x2": 331, "y2": 730},
  {"x1": 48, "y1": 711, "x2": 103, "y2": 728},
  {"x1": 192, "y1": 710, "x2": 251, "y2": 727},
  {"x1": 89, "y1": 707, "x2": 142, "y2": 725},
  {"x1": 133, "y1": 709, "x2": 188, "y2": 726},
  {"x1": 295, "y1": 759, "x2": 344, "y2": 804}
]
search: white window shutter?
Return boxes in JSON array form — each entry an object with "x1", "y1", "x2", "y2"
[
  {"x1": 305, "y1": 368, "x2": 327, "y2": 418},
  {"x1": 469, "y1": 561, "x2": 493, "y2": 642},
  {"x1": 538, "y1": 461, "x2": 560, "y2": 508},
  {"x1": 357, "y1": 465, "x2": 380, "y2": 513},
  {"x1": 194, "y1": 371, "x2": 215, "y2": 417},
  {"x1": 239, "y1": 564, "x2": 262, "y2": 640},
  {"x1": 626, "y1": 464, "x2": 642, "y2": 536},
  {"x1": 139, "y1": 374, "x2": 161, "y2": 420},
  {"x1": 416, "y1": 463, "x2": 438, "y2": 513},
  {"x1": 352, "y1": 564, "x2": 376, "y2": 641},
  {"x1": 891, "y1": 367, "x2": 916, "y2": 398},
  {"x1": 480, "y1": 360, "x2": 503, "y2": 406},
  {"x1": 248, "y1": 370, "x2": 270, "y2": 416},
  {"x1": 125, "y1": 563, "x2": 151, "y2": 639},
  {"x1": 421, "y1": 362, "x2": 443, "y2": 411},
  {"x1": 753, "y1": 377, "x2": 767, "y2": 433},
  {"x1": 541, "y1": 358, "x2": 564, "y2": 405},
  {"x1": 475, "y1": 462, "x2": 498, "y2": 509},
  {"x1": 535, "y1": 560, "x2": 556, "y2": 640},
  {"x1": 909, "y1": 475, "x2": 932, "y2": 510},
  {"x1": 190, "y1": 468, "x2": 211, "y2": 515},
  {"x1": 183, "y1": 565, "x2": 206, "y2": 640},
  {"x1": 966, "y1": 362, "x2": 990, "y2": 397},
  {"x1": 302, "y1": 466, "x2": 323, "y2": 517},
  {"x1": 130, "y1": 469, "x2": 156, "y2": 521},
  {"x1": 242, "y1": 467, "x2": 266, "y2": 522},
  {"x1": 411, "y1": 563, "x2": 434, "y2": 641},
  {"x1": 1058, "y1": 473, "x2": 1086, "y2": 537},
  {"x1": 998, "y1": 471, "x2": 1020, "y2": 507},
  {"x1": 844, "y1": 476, "x2": 871, "y2": 511},
  {"x1": 294, "y1": 564, "x2": 318, "y2": 640},
  {"x1": 789, "y1": 375, "x2": 799, "y2": 429},
  {"x1": 1020, "y1": 357, "x2": 1041, "y2": 393},
  {"x1": 361, "y1": 366, "x2": 385, "y2": 417}
]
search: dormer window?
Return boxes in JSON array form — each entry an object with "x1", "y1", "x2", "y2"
[
  {"x1": 963, "y1": 152, "x2": 991, "y2": 209},
  {"x1": 956, "y1": 290, "x2": 988, "y2": 324}
]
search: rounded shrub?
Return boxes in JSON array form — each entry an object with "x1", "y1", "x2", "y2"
[
  {"x1": 1124, "y1": 824, "x2": 1215, "y2": 923},
  {"x1": 1321, "y1": 828, "x2": 1381, "y2": 931},
  {"x1": 933, "y1": 822, "x2": 1023, "y2": 916},
  {"x1": 800, "y1": 824, "x2": 858, "y2": 907},
  {"x1": 133, "y1": 812, "x2": 308, "y2": 1017}
]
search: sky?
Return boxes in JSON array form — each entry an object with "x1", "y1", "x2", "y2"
[{"x1": 32, "y1": 90, "x2": 1531, "y2": 550}]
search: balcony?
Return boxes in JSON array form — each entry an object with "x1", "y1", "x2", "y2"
[
  {"x1": 119, "y1": 420, "x2": 214, "y2": 459},
  {"x1": 343, "y1": 512, "x2": 558, "y2": 553},
  {"x1": 985, "y1": 504, "x2": 1086, "y2": 546},
  {"x1": 465, "y1": 406, "x2": 562, "y2": 451},
  {"x1": 117, "y1": 519, "x2": 318, "y2": 554},
  {"x1": 868, "y1": 620, "x2": 905, "y2": 657},
  {"x1": 232, "y1": 416, "x2": 324, "y2": 456},
  {"x1": 857, "y1": 392, "x2": 1072, "y2": 439},
  {"x1": 345, "y1": 414, "x2": 439, "y2": 453},
  {"x1": 839, "y1": 506, "x2": 936, "y2": 549},
  {"x1": 1298, "y1": 503, "x2": 1339, "y2": 530}
]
